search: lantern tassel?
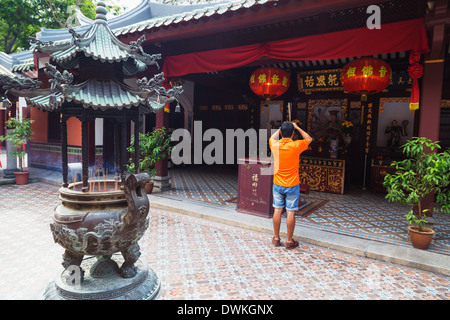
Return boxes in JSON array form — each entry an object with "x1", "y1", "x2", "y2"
[{"x1": 408, "y1": 50, "x2": 423, "y2": 112}]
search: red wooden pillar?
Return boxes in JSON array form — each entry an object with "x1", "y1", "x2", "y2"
[
  {"x1": 418, "y1": 60, "x2": 444, "y2": 140},
  {"x1": 418, "y1": 2, "x2": 449, "y2": 216},
  {"x1": 153, "y1": 108, "x2": 171, "y2": 191},
  {"x1": 418, "y1": 59, "x2": 445, "y2": 217}
]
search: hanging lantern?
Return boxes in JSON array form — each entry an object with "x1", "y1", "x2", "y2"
[
  {"x1": 340, "y1": 57, "x2": 392, "y2": 101},
  {"x1": 249, "y1": 67, "x2": 290, "y2": 101}
]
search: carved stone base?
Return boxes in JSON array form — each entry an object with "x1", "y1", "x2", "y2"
[
  {"x1": 152, "y1": 175, "x2": 171, "y2": 191},
  {"x1": 3, "y1": 169, "x2": 16, "y2": 179},
  {"x1": 43, "y1": 255, "x2": 160, "y2": 300}
]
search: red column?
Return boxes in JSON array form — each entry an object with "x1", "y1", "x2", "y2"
[
  {"x1": 418, "y1": 60, "x2": 445, "y2": 217},
  {"x1": 418, "y1": 60, "x2": 444, "y2": 140},
  {"x1": 418, "y1": 2, "x2": 449, "y2": 216}
]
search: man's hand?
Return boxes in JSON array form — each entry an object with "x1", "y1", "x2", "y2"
[{"x1": 292, "y1": 122, "x2": 313, "y2": 144}]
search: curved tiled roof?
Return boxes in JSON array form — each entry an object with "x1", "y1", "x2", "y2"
[
  {"x1": 28, "y1": 78, "x2": 150, "y2": 111},
  {"x1": 113, "y1": 0, "x2": 272, "y2": 37},
  {"x1": 35, "y1": 0, "x2": 273, "y2": 43},
  {"x1": 5, "y1": 0, "x2": 272, "y2": 76},
  {"x1": 51, "y1": 22, "x2": 140, "y2": 64},
  {"x1": 36, "y1": 0, "x2": 235, "y2": 43},
  {"x1": 65, "y1": 78, "x2": 150, "y2": 110},
  {"x1": 11, "y1": 59, "x2": 34, "y2": 73},
  {"x1": 32, "y1": 4, "x2": 162, "y2": 76}
]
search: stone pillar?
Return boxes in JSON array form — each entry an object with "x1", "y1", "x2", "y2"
[
  {"x1": 4, "y1": 129, "x2": 17, "y2": 178},
  {"x1": 153, "y1": 108, "x2": 171, "y2": 191},
  {"x1": 4, "y1": 101, "x2": 17, "y2": 178}
]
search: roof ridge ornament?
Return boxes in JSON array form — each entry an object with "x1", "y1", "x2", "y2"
[
  {"x1": 29, "y1": 37, "x2": 54, "y2": 51},
  {"x1": 137, "y1": 72, "x2": 183, "y2": 109},
  {"x1": 129, "y1": 35, "x2": 162, "y2": 69},
  {"x1": 44, "y1": 63, "x2": 74, "y2": 108},
  {"x1": 68, "y1": 28, "x2": 82, "y2": 46},
  {"x1": 95, "y1": 1, "x2": 108, "y2": 22},
  {"x1": 0, "y1": 74, "x2": 42, "y2": 94}
]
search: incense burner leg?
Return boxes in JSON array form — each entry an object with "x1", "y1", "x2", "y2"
[
  {"x1": 62, "y1": 250, "x2": 85, "y2": 283},
  {"x1": 118, "y1": 243, "x2": 141, "y2": 278}
]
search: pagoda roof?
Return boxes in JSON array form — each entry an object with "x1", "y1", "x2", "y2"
[
  {"x1": 31, "y1": 2, "x2": 160, "y2": 76},
  {"x1": 48, "y1": 22, "x2": 149, "y2": 75},
  {"x1": 28, "y1": 78, "x2": 159, "y2": 111},
  {"x1": 24, "y1": 63, "x2": 179, "y2": 113}
]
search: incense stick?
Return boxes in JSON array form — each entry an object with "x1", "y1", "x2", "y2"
[{"x1": 288, "y1": 102, "x2": 291, "y2": 122}]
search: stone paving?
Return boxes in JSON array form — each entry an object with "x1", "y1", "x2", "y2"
[
  {"x1": 0, "y1": 182, "x2": 449, "y2": 300},
  {"x1": 161, "y1": 166, "x2": 450, "y2": 255}
]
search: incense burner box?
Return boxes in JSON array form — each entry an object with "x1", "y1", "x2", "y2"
[{"x1": 237, "y1": 157, "x2": 274, "y2": 218}]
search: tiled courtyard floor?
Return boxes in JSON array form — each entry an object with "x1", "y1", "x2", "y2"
[
  {"x1": 0, "y1": 182, "x2": 449, "y2": 300},
  {"x1": 160, "y1": 166, "x2": 450, "y2": 256}
]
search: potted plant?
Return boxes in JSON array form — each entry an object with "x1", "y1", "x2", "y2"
[
  {"x1": 0, "y1": 117, "x2": 34, "y2": 185},
  {"x1": 383, "y1": 137, "x2": 450, "y2": 250},
  {"x1": 127, "y1": 127, "x2": 173, "y2": 193}
]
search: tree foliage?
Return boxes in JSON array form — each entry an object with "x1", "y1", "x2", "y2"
[
  {"x1": 383, "y1": 137, "x2": 450, "y2": 230},
  {"x1": 0, "y1": 117, "x2": 34, "y2": 172},
  {"x1": 0, "y1": 0, "x2": 124, "y2": 54},
  {"x1": 127, "y1": 128, "x2": 173, "y2": 178}
]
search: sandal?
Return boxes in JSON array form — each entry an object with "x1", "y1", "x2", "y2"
[
  {"x1": 272, "y1": 237, "x2": 281, "y2": 247},
  {"x1": 285, "y1": 239, "x2": 299, "y2": 249}
]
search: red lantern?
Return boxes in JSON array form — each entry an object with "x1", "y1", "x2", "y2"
[
  {"x1": 340, "y1": 57, "x2": 391, "y2": 101},
  {"x1": 249, "y1": 67, "x2": 290, "y2": 100}
]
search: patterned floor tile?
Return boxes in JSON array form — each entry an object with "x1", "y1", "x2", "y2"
[
  {"x1": 0, "y1": 170, "x2": 449, "y2": 300},
  {"x1": 159, "y1": 166, "x2": 450, "y2": 255}
]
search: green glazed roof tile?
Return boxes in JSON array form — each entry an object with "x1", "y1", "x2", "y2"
[{"x1": 27, "y1": 78, "x2": 168, "y2": 112}]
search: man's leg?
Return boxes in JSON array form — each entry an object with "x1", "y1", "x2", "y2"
[
  {"x1": 285, "y1": 184, "x2": 300, "y2": 249},
  {"x1": 273, "y1": 207, "x2": 283, "y2": 241},
  {"x1": 272, "y1": 184, "x2": 285, "y2": 246},
  {"x1": 286, "y1": 210, "x2": 296, "y2": 243}
]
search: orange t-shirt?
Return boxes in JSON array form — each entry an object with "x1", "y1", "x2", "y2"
[{"x1": 269, "y1": 138, "x2": 309, "y2": 187}]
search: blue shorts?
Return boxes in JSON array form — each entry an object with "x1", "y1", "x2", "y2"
[{"x1": 272, "y1": 183, "x2": 300, "y2": 211}]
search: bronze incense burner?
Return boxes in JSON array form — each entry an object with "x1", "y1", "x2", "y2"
[{"x1": 51, "y1": 173, "x2": 150, "y2": 279}]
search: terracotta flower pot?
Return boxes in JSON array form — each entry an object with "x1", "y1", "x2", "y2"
[
  {"x1": 14, "y1": 171, "x2": 30, "y2": 185},
  {"x1": 144, "y1": 181, "x2": 154, "y2": 194},
  {"x1": 408, "y1": 226, "x2": 435, "y2": 250}
]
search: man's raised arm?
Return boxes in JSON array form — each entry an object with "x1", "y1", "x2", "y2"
[{"x1": 292, "y1": 122, "x2": 313, "y2": 144}]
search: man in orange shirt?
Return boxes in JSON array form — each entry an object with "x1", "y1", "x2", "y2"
[{"x1": 269, "y1": 121, "x2": 312, "y2": 249}]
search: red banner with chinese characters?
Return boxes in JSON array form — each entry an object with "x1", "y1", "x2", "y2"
[{"x1": 162, "y1": 18, "x2": 429, "y2": 78}]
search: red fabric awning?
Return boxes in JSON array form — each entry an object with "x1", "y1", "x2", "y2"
[{"x1": 162, "y1": 18, "x2": 429, "y2": 78}]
